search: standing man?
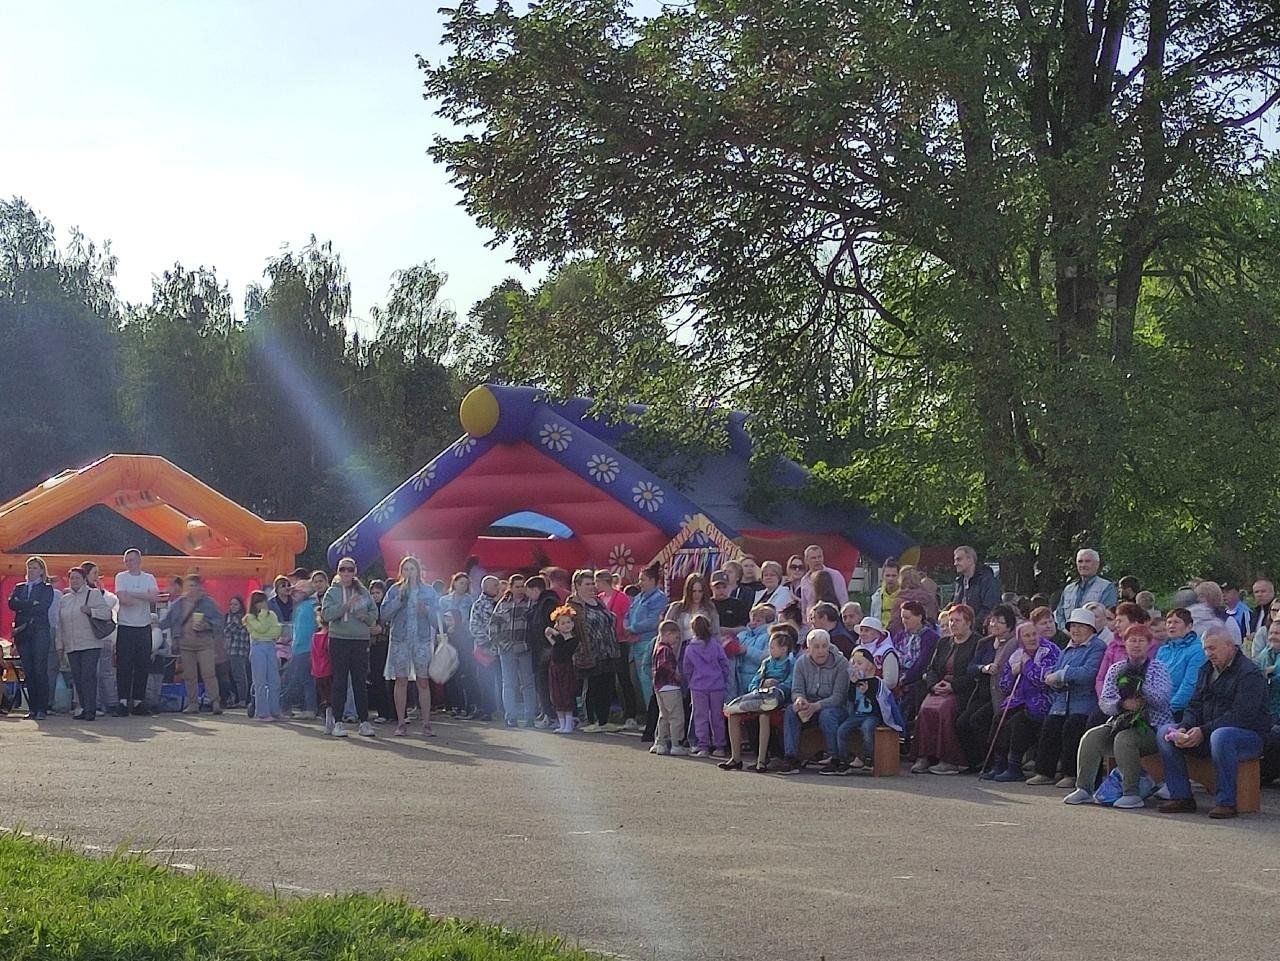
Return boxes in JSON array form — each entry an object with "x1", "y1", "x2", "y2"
[
  {"x1": 869, "y1": 557, "x2": 900, "y2": 622},
  {"x1": 798, "y1": 544, "x2": 849, "y2": 614},
  {"x1": 159, "y1": 574, "x2": 225, "y2": 715},
  {"x1": 1052, "y1": 548, "x2": 1117, "y2": 630},
  {"x1": 112, "y1": 548, "x2": 160, "y2": 717},
  {"x1": 953, "y1": 546, "x2": 1002, "y2": 630},
  {"x1": 1248, "y1": 578, "x2": 1275, "y2": 656}
]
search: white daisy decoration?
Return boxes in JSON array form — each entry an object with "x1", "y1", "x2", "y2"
[
  {"x1": 632, "y1": 480, "x2": 665, "y2": 513},
  {"x1": 371, "y1": 495, "x2": 397, "y2": 524},
  {"x1": 586, "y1": 453, "x2": 620, "y2": 484},
  {"x1": 454, "y1": 435, "x2": 478, "y2": 457},
  {"x1": 410, "y1": 464, "x2": 436, "y2": 492},
  {"x1": 335, "y1": 530, "x2": 359, "y2": 555},
  {"x1": 679, "y1": 513, "x2": 697, "y2": 529},
  {"x1": 538, "y1": 422, "x2": 573, "y2": 452},
  {"x1": 608, "y1": 544, "x2": 636, "y2": 575}
]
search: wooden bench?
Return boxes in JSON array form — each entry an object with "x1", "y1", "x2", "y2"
[
  {"x1": 798, "y1": 724, "x2": 900, "y2": 777},
  {"x1": 1138, "y1": 754, "x2": 1262, "y2": 814}
]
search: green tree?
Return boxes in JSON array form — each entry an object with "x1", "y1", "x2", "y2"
[{"x1": 423, "y1": 0, "x2": 1280, "y2": 589}]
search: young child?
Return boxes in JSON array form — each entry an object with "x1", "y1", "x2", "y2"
[
  {"x1": 545, "y1": 605, "x2": 580, "y2": 734},
  {"x1": 681, "y1": 614, "x2": 731, "y2": 758},
  {"x1": 720, "y1": 625, "x2": 796, "y2": 772},
  {"x1": 825, "y1": 648, "x2": 899, "y2": 775},
  {"x1": 244, "y1": 591, "x2": 283, "y2": 721},
  {"x1": 733, "y1": 604, "x2": 777, "y2": 699},
  {"x1": 650, "y1": 620, "x2": 687, "y2": 756},
  {"x1": 1256, "y1": 620, "x2": 1280, "y2": 723}
]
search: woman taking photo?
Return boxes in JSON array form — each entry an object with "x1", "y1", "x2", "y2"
[
  {"x1": 320, "y1": 558, "x2": 378, "y2": 739},
  {"x1": 380, "y1": 557, "x2": 439, "y2": 737},
  {"x1": 570, "y1": 569, "x2": 623, "y2": 733},
  {"x1": 911, "y1": 605, "x2": 980, "y2": 775}
]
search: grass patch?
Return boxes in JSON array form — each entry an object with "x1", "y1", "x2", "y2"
[{"x1": 0, "y1": 833, "x2": 601, "y2": 961}]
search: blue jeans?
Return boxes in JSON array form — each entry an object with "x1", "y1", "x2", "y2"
[
  {"x1": 283, "y1": 650, "x2": 317, "y2": 714},
  {"x1": 1156, "y1": 723, "x2": 1264, "y2": 808},
  {"x1": 250, "y1": 643, "x2": 283, "y2": 718},
  {"x1": 18, "y1": 630, "x2": 51, "y2": 715},
  {"x1": 783, "y1": 703, "x2": 847, "y2": 758},
  {"x1": 499, "y1": 650, "x2": 536, "y2": 725},
  {"x1": 836, "y1": 712, "x2": 878, "y2": 761}
]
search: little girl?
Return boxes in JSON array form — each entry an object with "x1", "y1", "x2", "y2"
[
  {"x1": 244, "y1": 591, "x2": 283, "y2": 721},
  {"x1": 681, "y1": 614, "x2": 731, "y2": 758},
  {"x1": 545, "y1": 605, "x2": 580, "y2": 733}
]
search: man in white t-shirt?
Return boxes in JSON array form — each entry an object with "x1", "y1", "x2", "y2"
[
  {"x1": 798, "y1": 544, "x2": 849, "y2": 615},
  {"x1": 112, "y1": 548, "x2": 160, "y2": 716}
]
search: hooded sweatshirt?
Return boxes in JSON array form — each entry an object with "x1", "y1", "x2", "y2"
[
  {"x1": 790, "y1": 649, "x2": 851, "y2": 711},
  {"x1": 734, "y1": 623, "x2": 773, "y2": 696},
  {"x1": 681, "y1": 636, "x2": 731, "y2": 693},
  {"x1": 1155, "y1": 631, "x2": 1206, "y2": 712}
]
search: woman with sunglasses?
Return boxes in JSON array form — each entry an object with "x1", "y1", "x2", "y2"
[
  {"x1": 320, "y1": 558, "x2": 378, "y2": 738},
  {"x1": 784, "y1": 555, "x2": 806, "y2": 600}
]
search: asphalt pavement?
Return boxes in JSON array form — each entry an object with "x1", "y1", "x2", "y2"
[{"x1": 3, "y1": 711, "x2": 1278, "y2": 960}]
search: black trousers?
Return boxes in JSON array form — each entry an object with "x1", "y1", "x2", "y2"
[
  {"x1": 367, "y1": 638, "x2": 393, "y2": 718},
  {"x1": 616, "y1": 653, "x2": 639, "y2": 718},
  {"x1": 993, "y1": 707, "x2": 1043, "y2": 760},
  {"x1": 1036, "y1": 713, "x2": 1090, "y2": 778},
  {"x1": 956, "y1": 696, "x2": 994, "y2": 769},
  {"x1": 329, "y1": 638, "x2": 369, "y2": 723},
  {"x1": 584, "y1": 671, "x2": 615, "y2": 725},
  {"x1": 116, "y1": 624, "x2": 152, "y2": 704},
  {"x1": 68, "y1": 648, "x2": 101, "y2": 717}
]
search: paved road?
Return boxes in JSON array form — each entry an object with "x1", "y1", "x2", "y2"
[{"x1": 3, "y1": 712, "x2": 1278, "y2": 960}]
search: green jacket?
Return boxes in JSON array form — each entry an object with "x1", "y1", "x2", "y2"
[{"x1": 321, "y1": 584, "x2": 377, "y2": 640}]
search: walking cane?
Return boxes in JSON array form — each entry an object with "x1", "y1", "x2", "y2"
[{"x1": 979, "y1": 671, "x2": 1021, "y2": 774}]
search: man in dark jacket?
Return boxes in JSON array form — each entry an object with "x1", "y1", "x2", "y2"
[
  {"x1": 1156, "y1": 625, "x2": 1270, "y2": 818},
  {"x1": 952, "y1": 546, "x2": 1001, "y2": 628}
]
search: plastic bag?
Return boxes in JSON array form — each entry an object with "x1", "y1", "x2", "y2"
[
  {"x1": 1092, "y1": 767, "x2": 1158, "y2": 806},
  {"x1": 724, "y1": 687, "x2": 783, "y2": 715}
]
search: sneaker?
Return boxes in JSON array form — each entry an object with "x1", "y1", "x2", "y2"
[
  {"x1": 818, "y1": 758, "x2": 847, "y2": 776},
  {"x1": 669, "y1": 744, "x2": 689, "y2": 756},
  {"x1": 777, "y1": 757, "x2": 801, "y2": 775},
  {"x1": 623, "y1": 718, "x2": 640, "y2": 731},
  {"x1": 534, "y1": 717, "x2": 553, "y2": 730},
  {"x1": 211, "y1": 704, "x2": 223, "y2": 716},
  {"x1": 324, "y1": 708, "x2": 335, "y2": 735},
  {"x1": 850, "y1": 757, "x2": 865, "y2": 770},
  {"x1": 1063, "y1": 788, "x2": 1093, "y2": 805},
  {"x1": 1154, "y1": 783, "x2": 1171, "y2": 800},
  {"x1": 181, "y1": 704, "x2": 199, "y2": 714},
  {"x1": 331, "y1": 722, "x2": 349, "y2": 738},
  {"x1": 131, "y1": 704, "x2": 152, "y2": 717},
  {"x1": 992, "y1": 767, "x2": 1023, "y2": 782},
  {"x1": 1113, "y1": 794, "x2": 1145, "y2": 809},
  {"x1": 603, "y1": 722, "x2": 625, "y2": 733},
  {"x1": 649, "y1": 742, "x2": 660, "y2": 754},
  {"x1": 1055, "y1": 776, "x2": 1077, "y2": 789},
  {"x1": 1025, "y1": 774, "x2": 1056, "y2": 786},
  {"x1": 655, "y1": 742, "x2": 671, "y2": 755},
  {"x1": 343, "y1": 715, "x2": 358, "y2": 724},
  {"x1": 580, "y1": 723, "x2": 604, "y2": 734},
  {"x1": 358, "y1": 722, "x2": 375, "y2": 737},
  {"x1": 373, "y1": 716, "x2": 387, "y2": 725},
  {"x1": 929, "y1": 762, "x2": 961, "y2": 775},
  {"x1": 710, "y1": 748, "x2": 728, "y2": 759},
  {"x1": 690, "y1": 747, "x2": 710, "y2": 758},
  {"x1": 910, "y1": 758, "x2": 930, "y2": 774},
  {"x1": 259, "y1": 714, "x2": 275, "y2": 722}
]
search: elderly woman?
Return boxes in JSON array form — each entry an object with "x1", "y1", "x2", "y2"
[
  {"x1": 893, "y1": 599, "x2": 939, "y2": 742},
  {"x1": 1065, "y1": 624, "x2": 1172, "y2": 808},
  {"x1": 888, "y1": 566, "x2": 939, "y2": 633},
  {"x1": 56, "y1": 565, "x2": 113, "y2": 722},
  {"x1": 983, "y1": 620, "x2": 1060, "y2": 781},
  {"x1": 958, "y1": 604, "x2": 1018, "y2": 773},
  {"x1": 1026, "y1": 607, "x2": 1107, "y2": 787},
  {"x1": 911, "y1": 605, "x2": 980, "y2": 775}
]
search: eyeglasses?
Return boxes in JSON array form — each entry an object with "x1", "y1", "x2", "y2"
[
  {"x1": 788, "y1": 564, "x2": 803, "y2": 571},
  {"x1": 338, "y1": 567, "x2": 356, "y2": 574}
]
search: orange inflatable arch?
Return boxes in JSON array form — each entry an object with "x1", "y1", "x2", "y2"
[{"x1": 0, "y1": 454, "x2": 306, "y2": 586}]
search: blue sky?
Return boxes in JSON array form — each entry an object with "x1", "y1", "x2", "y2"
[{"x1": 0, "y1": 1, "x2": 520, "y2": 325}]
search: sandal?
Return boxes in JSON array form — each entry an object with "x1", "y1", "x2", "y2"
[
  {"x1": 394, "y1": 722, "x2": 408, "y2": 737},
  {"x1": 717, "y1": 758, "x2": 743, "y2": 771}
]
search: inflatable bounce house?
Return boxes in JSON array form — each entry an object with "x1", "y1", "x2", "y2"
[
  {"x1": 0, "y1": 454, "x2": 307, "y2": 633},
  {"x1": 329, "y1": 385, "x2": 914, "y2": 584}
]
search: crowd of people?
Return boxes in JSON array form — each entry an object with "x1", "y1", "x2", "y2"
[{"x1": 6, "y1": 545, "x2": 1279, "y2": 819}]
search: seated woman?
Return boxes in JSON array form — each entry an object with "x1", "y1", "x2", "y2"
[
  {"x1": 957, "y1": 605, "x2": 1018, "y2": 771},
  {"x1": 982, "y1": 620, "x2": 1060, "y2": 781},
  {"x1": 893, "y1": 600, "x2": 939, "y2": 729},
  {"x1": 1066, "y1": 624, "x2": 1172, "y2": 808},
  {"x1": 911, "y1": 605, "x2": 980, "y2": 775},
  {"x1": 1028, "y1": 608, "x2": 1107, "y2": 787},
  {"x1": 720, "y1": 624, "x2": 796, "y2": 772},
  {"x1": 1093, "y1": 601, "x2": 1150, "y2": 704}
]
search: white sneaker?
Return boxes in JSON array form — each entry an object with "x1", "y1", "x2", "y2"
[
  {"x1": 649, "y1": 742, "x2": 660, "y2": 754},
  {"x1": 928, "y1": 762, "x2": 960, "y2": 775},
  {"x1": 331, "y1": 722, "x2": 348, "y2": 738},
  {"x1": 1063, "y1": 788, "x2": 1093, "y2": 805},
  {"x1": 669, "y1": 744, "x2": 688, "y2": 756},
  {"x1": 580, "y1": 723, "x2": 603, "y2": 734},
  {"x1": 850, "y1": 757, "x2": 865, "y2": 770},
  {"x1": 324, "y1": 708, "x2": 335, "y2": 735},
  {"x1": 1154, "y1": 782, "x2": 1171, "y2": 800},
  {"x1": 1113, "y1": 794, "x2": 1145, "y2": 809},
  {"x1": 710, "y1": 749, "x2": 727, "y2": 759},
  {"x1": 623, "y1": 718, "x2": 640, "y2": 731},
  {"x1": 690, "y1": 747, "x2": 710, "y2": 758},
  {"x1": 534, "y1": 717, "x2": 552, "y2": 729},
  {"x1": 358, "y1": 722, "x2": 375, "y2": 737}
]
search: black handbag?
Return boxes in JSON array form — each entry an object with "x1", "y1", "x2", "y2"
[{"x1": 87, "y1": 589, "x2": 116, "y2": 640}]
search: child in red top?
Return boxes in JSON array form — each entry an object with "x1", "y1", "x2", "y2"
[{"x1": 650, "y1": 620, "x2": 686, "y2": 756}]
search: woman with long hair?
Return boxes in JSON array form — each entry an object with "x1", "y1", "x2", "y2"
[
  {"x1": 663, "y1": 573, "x2": 721, "y2": 641},
  {"x1": 319, "y1": 558, "x2": 378, "y2": 738},
  {"x1": 380, "y1": 556, "x2": 439, "y2": 737}
]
